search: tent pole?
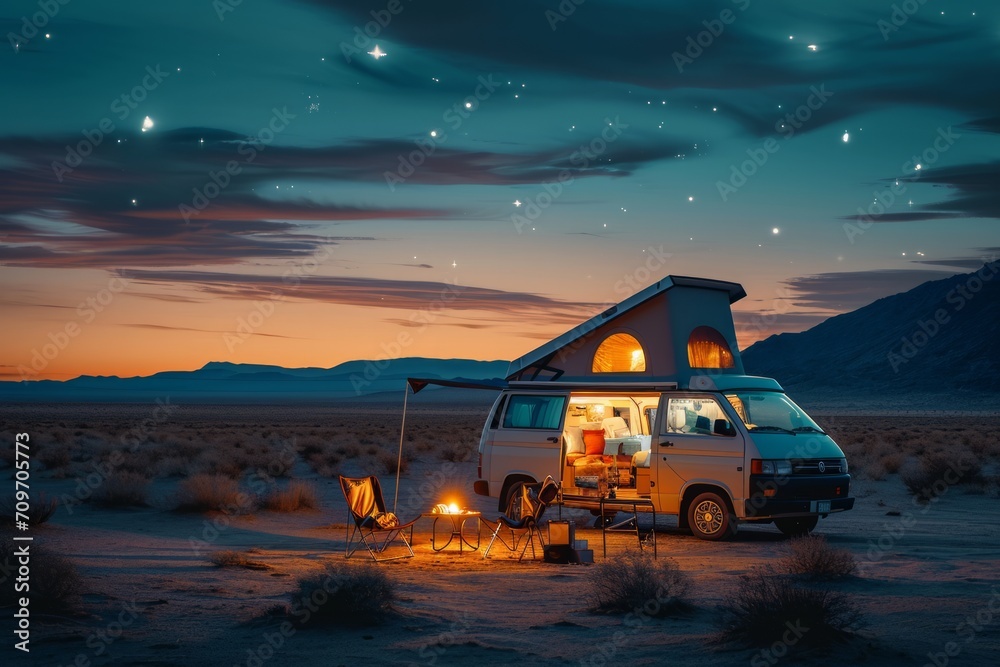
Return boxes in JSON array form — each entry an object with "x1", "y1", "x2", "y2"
[{"x1": 393, "y1": 383, "x2": 409, "y2": 515}]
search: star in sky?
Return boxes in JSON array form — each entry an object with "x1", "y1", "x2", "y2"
[
  {"x1": 513, "y1": 200, "x2": 522, "y2": 207},
  {"x1": 368, "y1": 45, "x2": 386, "y2": 60}
]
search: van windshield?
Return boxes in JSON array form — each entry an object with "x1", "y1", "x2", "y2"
[{"x1": 723, "y1": 392, "x2": 825, "y2": 435}]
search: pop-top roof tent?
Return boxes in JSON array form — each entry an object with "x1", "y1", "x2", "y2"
[{"x1": 504, "y1": 274, "x2": 747, "y2": 389}]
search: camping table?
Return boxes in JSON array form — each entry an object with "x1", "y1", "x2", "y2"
[
  {"x1": 598, "y1": 497, "x2": 657, "y2": 558},
  {"x1": 422, "y1": 511, "x2": 482, "y2": 552}
]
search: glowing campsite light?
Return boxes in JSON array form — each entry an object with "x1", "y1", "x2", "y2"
[{"x1": 448, "y1": 503, "x2": 460, "y2": 514}]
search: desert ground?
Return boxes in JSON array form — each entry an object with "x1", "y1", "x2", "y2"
[{"x1": 2, "y1": 401, "x2": 999, "y2": 666}]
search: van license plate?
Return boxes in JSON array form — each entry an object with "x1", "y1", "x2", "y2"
[{"x1": 817, "y1": 501, "x2": 831, "y2": 513}]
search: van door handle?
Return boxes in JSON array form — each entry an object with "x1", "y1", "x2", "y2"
[
  {"x1": 546, "y1": 436, "x2": 559, "y2": 443},
  {"x1": 662, "y1": 441, "x2": 674, "y2": 447}
]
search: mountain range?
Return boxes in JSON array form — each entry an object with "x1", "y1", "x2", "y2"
[
  {"x1": 741, "y1": 263, "x2": 999, "y2": 401},
  {"x1": 3, "y1": 263, "x2": 996, "y2": 406}
]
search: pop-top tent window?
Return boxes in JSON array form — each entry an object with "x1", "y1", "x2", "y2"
[
  {"x1": 592, "y1": 333, "x2": 646, "y2": 373},
  {"x1": 688, "y1": 326, "x2": 735, "y2": 369}
]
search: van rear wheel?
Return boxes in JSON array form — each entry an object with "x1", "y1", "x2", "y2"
[
  {"x1": 774, "y1": 516, "x2": 818, "y2": 537},
  {"x1": 688, "y1": 492, "x2": 737, "y2": 541}
]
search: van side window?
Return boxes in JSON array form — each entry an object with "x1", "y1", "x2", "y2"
[
  {"x1": 663, "y1": 397, "x2": 734, "y2": 437},
  {"x1": 502, "y1": 395, "x2": 566, "y2": 430},
  {"x1": 490, "y1": 395, "x2": 508, "y2": 430}
]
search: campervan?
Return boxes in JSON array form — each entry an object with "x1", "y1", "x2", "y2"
[{"x1": 469, "y1": 275, "x2": 854, "y2": 540}]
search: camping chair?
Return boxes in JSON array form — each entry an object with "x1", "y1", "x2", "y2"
[
  {"x1": 482, "y1": 476, "x2": 559, "y2": 561},
  {"x1": 339, "y1": 475, "x2": 418, "y2": 562}
]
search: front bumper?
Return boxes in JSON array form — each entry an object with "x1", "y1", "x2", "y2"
[{"x1": 744, "y1": 473, "x2": 854, "y2": 519}]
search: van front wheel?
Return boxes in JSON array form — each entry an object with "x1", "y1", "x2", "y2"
[
  {"x1": 774, "y1": 516, "x2": 818, "y2": 537},
  {"x1": 688, "y1": 492, "x2": 737, "y2": 541}
]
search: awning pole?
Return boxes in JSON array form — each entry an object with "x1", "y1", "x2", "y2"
[{"x1": 393, "y1": 382, "x2": 410, "y2": 514}]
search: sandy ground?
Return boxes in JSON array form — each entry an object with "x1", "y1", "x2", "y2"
[{"x1": 2, "y1": 406, "x2": 999, "y2": 666}]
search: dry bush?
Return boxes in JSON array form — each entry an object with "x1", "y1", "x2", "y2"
[
  {"x1": 0, "y1": 493, "x2": 57, "y2": 526},
  {"x1": 717, "y1": 567, "x2": 861, "y2": 650},
  {"x1": 0, "y1": 539, "x2": 83, "y2": 611},
  {"x1": 335, "y1": 444, "x2": 361, "y2": 459},
  {"x1": 91, "y1": 471, "x2": 150, "y2": 507},
  {"x1": 262, "y1": 481, "x2": 318, "y2": 512},
  {"x1": 210, "y1": 550, "x2": 271, "y2": 570},
  {"x1": 196, "y1": 448, "x2": 250, "y2": 478},
  {"x1": 155, "y1": 456, "x2": 190, "y2": 478},
  {"x1": 377, "y1": 451, "x2": 408, "y2": 475},
  {"x1": 438, "y1": 443, "x2": 473, "y2": 462},
  {"x1": 780, "y1": 535, "x2": 856, "y2": 580},
  {"x1": 291, "y1": 562, "x2": 395, "y2": 626},
  {"x1": 588, "y1": 551, "x2": 690, "y2": 616},
  {"x1": 175, "y1": 474, "x2": 255, "y2": 513},
  {"x1": 37, "y1": 442, "x2": 72, "y2": 474},
  {"x1": 880, "y1": 452, "x2": 906, "y2": 475},
  {"x1": 902, "y1": 453, "x2": 983, "y2": 503}
]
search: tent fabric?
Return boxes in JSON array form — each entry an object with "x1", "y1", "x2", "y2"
[{"x1": 406, "y1": 377, "x2": 507, "y2": 394}]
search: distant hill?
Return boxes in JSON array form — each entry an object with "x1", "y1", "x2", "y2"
[
  {"x1": 0, "y1": 358, "x2": 509, "y2": 404},
  {"x1": 742, "y1": 263, "x2": 1000, "y2": 402}
]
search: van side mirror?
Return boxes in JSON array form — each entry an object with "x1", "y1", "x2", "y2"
[{"x1": 714, "y1": 419, "x2": 736, "y2": 437}]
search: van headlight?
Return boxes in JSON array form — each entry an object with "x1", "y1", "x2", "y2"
[
  {"x1": 752, "y1": 459, "x2": 792, "y2": 475},
  {"x1": 840, "y1": 458, "x2": 849, "y2": 474}
]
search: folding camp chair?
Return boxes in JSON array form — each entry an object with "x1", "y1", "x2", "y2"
[
  {"x1": 483, "y1": 476, "x2": 559, "y2": 561},
  {"x1": 339, "y1": 475, "x2": 418, "y2": 561}
]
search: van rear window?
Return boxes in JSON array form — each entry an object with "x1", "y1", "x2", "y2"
[{"x1": 502, "y1": 395, "x2": 566, "y2": 430}]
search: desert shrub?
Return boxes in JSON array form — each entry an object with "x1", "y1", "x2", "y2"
[
  {"x1": 880, "y1": 452, "x2": 906, "y2": 475},
  {"x1": 377, "y1": 451, "x2": 408, "y2": 475},
  {"x1": 780, "y1": 535, "x2": 856, "y2": 580},
  {"x1": 210, "y1": 550, "x2": 271, "y2": 570},
  {"x1": 175, "y1": 474, "x2": 254, "y2": 513},
  {"x1": 0, "y1": 493, "x2": 57, "y2": 526},
  {"x1": 291, "y1": 562, "x2": 395, "y2": 626},
  {"x1": 37, "y1": 442, "x2": 72, "y2": 473},
  {"x1": 155, "y1": 456, "x2": 190, "y2": 478},
  {"x1": 91, "y1": 471, "x2": 150, "y2": 507},
  {"x1": 717, "y1": 567, "x2": 861, "y2": 650},
  {"x1": 902, "y1": 453, "x2": 983, "y2": 503},
  {"x1": 588, "y1": 551, "x2": 689, "y2": 616},
  {"x1": 335, "y1": 444, "x2": 361, "y2": 459},
  {"x1": 0, "y1": 540, "x2": 83, "y2": 611},
  {"x1": 262, "y1": 481, "x2": 318, "y2": 512},
  {"x1": 438, "y1": 444, "x2": 471, "y2": 463}
]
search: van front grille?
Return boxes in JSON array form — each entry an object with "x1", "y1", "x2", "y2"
[{"x1": 792, "y1": 459, "x2": 845, "y2": 475}]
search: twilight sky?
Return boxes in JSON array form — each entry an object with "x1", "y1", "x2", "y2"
[{"x1": 2, "y1": 0, "x2": 998, "y2": 380}]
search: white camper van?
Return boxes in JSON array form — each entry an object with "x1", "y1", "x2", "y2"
[{"x1": 470, "y1": 275, "x2": 854, "y2": 540}]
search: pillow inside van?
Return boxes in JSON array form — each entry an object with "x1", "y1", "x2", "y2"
[{"x1": 582, "y1": 429, "x2": 605, "y2": 456}]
